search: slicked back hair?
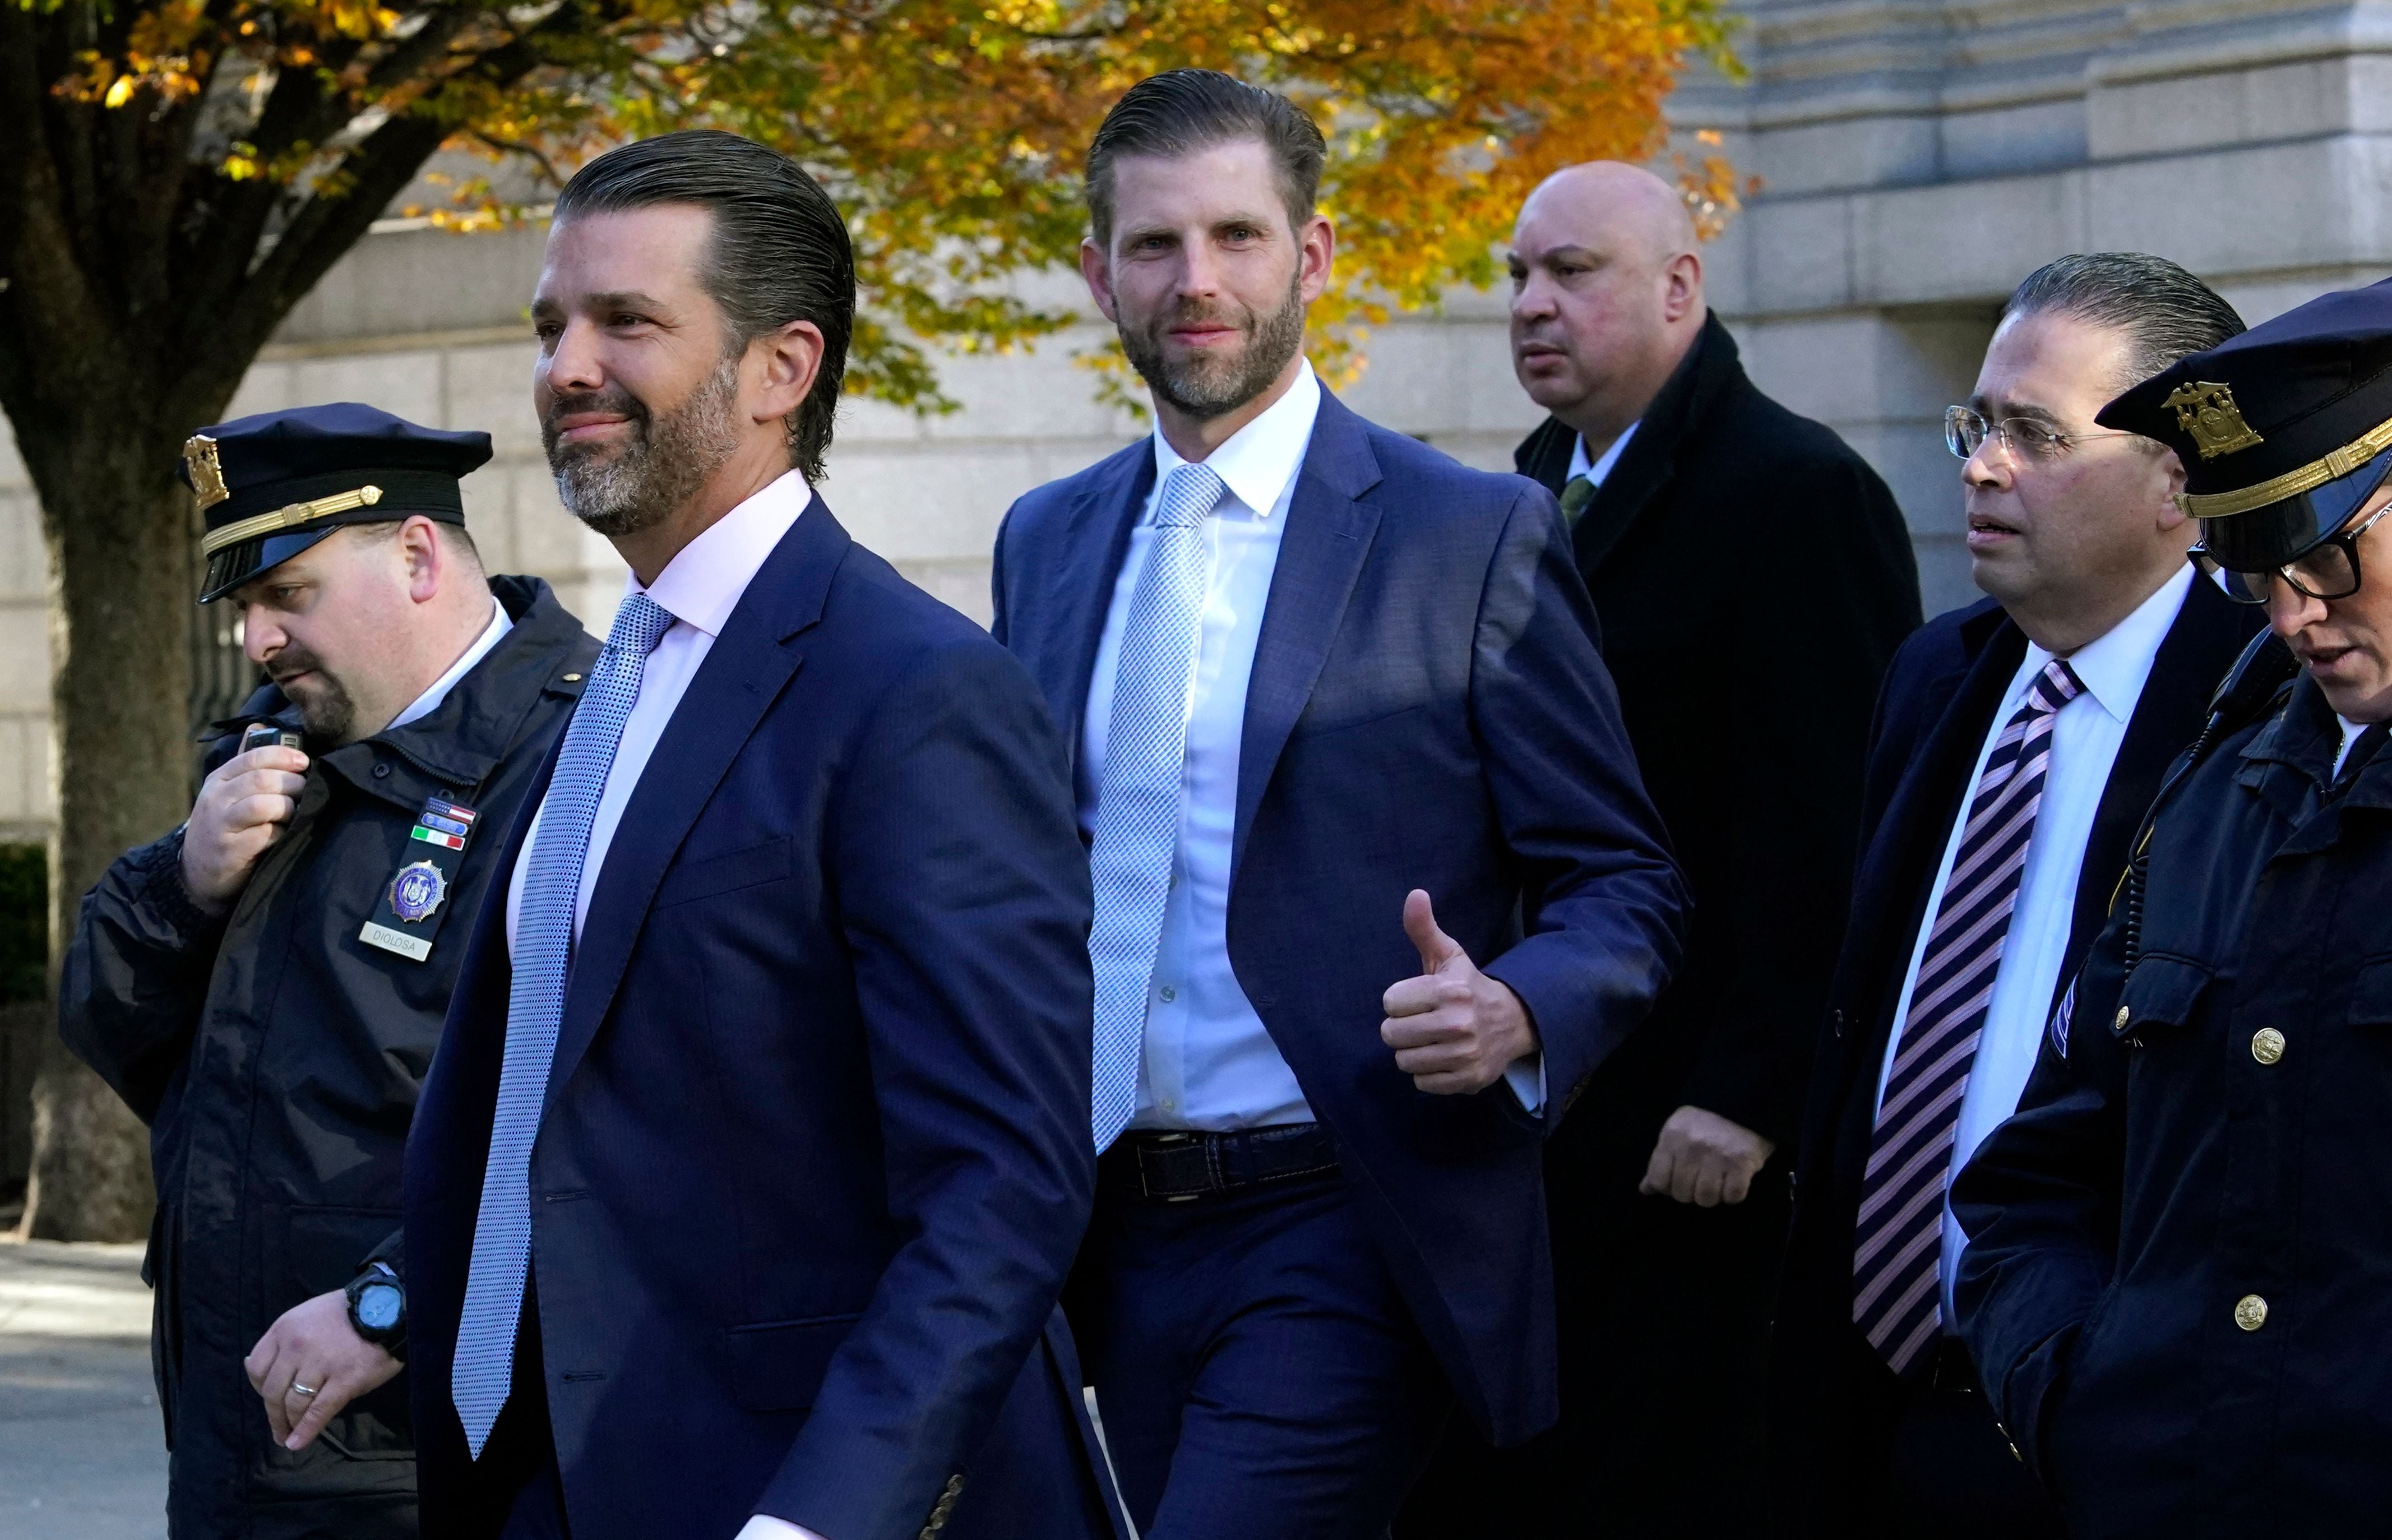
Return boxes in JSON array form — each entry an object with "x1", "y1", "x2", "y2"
[
  {"x1": 552, "y1": 130, "x2": 854, "y2": 483},
  {"x1": 2002, "y1": 252, "x2": 2247, "y2": 396},
  {"x1": 1084, "y1": 69, "x2": 1326, "y2": 250}
]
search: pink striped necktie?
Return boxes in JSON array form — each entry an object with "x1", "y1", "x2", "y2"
[{"x1": 1854, "y1": 656, "x2": 2085, "y2": 1375}]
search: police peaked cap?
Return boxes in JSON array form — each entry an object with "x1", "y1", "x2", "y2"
[
  {"x1": 2099, "y1": 279, "x2": 2392, "y2": 574},
  {"x1": 181, "y1": 402, "x2": 492, "y2": 603}
]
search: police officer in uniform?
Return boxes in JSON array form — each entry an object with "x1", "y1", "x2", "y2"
[
  {"x1": 59, "y1": 403, "x2": 598, "y2": 1538},
  {"x1": 1953, "y1": 280, "x2": 2392, "y2": 1537}
]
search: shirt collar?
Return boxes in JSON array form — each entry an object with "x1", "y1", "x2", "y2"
[
  {"x1": 1567, "y1": 420, "x2": 1640, "y2": 487},
  {"x1": 386, "y1": 596, "x2": 511, "y2": 733},
  {"x1": 633, "y1": 469, "x2": 812, "y2": 639},
  {"x1": 1148, "y1": 363, "x2": 1322, "y2": 522},
  {"x1": 2022, "y1": 560, "x2": 2194, "y2": 724}
]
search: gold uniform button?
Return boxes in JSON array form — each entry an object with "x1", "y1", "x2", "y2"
[
  {"x1": 2251, "y1": 1028, "x2": 2286, "y2": 1065},
  {"x1": 2234, "y1": 1293, "x2": 2269, "y2": 1331},
  {"x1": 2114, "y1": 1006, "x2": 2131, "y2": 1031}
]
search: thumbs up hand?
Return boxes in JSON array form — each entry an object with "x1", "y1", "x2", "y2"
[{"x1": 1381, "y1": 890, "x2": 1539, "y2": 1095}]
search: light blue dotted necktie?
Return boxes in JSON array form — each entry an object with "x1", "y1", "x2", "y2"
[
  {"x1": 1088, "y1": 462, "x2": 1224, "y2": 1150},
  {"x1": 451, "y1": 591, "x2": 675, "y2": 1458}
]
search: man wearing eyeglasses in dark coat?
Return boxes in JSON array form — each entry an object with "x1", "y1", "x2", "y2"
[
  {"x1": 1955, "y1": 277, "x2": 2392, "y2": 1540},
  {"x1": 1770, "y1": 254, "x2": 2261, "y2": 1538}
]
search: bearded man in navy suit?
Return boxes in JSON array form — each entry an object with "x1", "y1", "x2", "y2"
[
  {"x1": 992, "y1": 70, "x2": 1690, "y2": 1539},
  {"x1": 402, "y1": 131, "x2": 1118, "y2": 1540}
]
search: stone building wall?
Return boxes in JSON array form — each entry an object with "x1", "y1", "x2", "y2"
[
  {"x1": 6, "y1": 0, "x2": 2392, "y2": 840},
  {"x1": 1676, "y1": 0, "x2": 2392, "y2": 612}
]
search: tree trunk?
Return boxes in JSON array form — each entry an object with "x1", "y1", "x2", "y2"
[{"x1": 17, "y1": 411, "x2": 204, "y2": 1241}]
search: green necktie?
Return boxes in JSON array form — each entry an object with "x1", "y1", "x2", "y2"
[{"x1": 1558, "y1": 474, "x2": 1597, "y2": 530}]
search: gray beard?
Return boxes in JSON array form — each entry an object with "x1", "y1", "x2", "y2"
[
  {"x1": 547, "y1": 355, "x2": 745, "y2": 537},
  {"x1": 1119, "y1": 269, "x2": 1308, "y2": 420}
]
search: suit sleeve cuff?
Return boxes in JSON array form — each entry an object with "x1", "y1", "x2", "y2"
[
  {"x1": 1678, "y1": 1058, "x2": 1794, "y2": 1149},
  {"x1": 141, "y1": 828, "x2": 231, "y2": 944},
  {"x1": 1503, "y1": 1055, "x2": 1546, "y2": 1115},
  {"x1": 738, "y1": 1519, "x2": 827, "y2": 1540}
]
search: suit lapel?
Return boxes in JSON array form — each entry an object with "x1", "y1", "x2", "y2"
[
  {"x1": 1230, "y1": 392, "x2": 1384, "y2": 879},
  {"x1": 1574, "y1": 433, "x2": 1674, "y2": 579},
  {"x1": 2055, "y1": 572, "x2": 2262, "y2": 1011},
  {"x1": 1574, "y1": 313, "x2": 1743, "y2": 583},
  {"x1": 1042, "y1": 447, "x2": 1155, "y2": 778},
  {"x1": 1514, "y1": 417, "x2": 1576, "y2": 496},
  {"x1": 1843, "y1": 611, "x2": 2027, "y2": 1080},
  {"x1": 539, "y1": 499, "x2": 849, "y2": 1118}
]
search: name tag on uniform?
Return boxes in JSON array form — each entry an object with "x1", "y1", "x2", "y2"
[{"x1": 360, "y1": 797, "x2": 481, "y2": 962}]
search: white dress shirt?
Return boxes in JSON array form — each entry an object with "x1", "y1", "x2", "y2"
[
  {"x1": 1080, "y1": 366, "x2": 1322, "y2": 1130},
  {"x1": 1081, "y1": 366, "x2": 1539, "y2": 1125},
  {"x1": 386, "y1": 598, "x2": 510, "y2": 733},
  {"x1": 2335, "y1": 714, "x2": 2370, "y2": 776},
  {"x1": 505, "y1": 470, "x2": 808, "y2": 950},
  {"x1": 1876, "y1": 561, "x2": 2194, "y2": 1318},
  {"x1": 1566, "y1": 420, "x2": 1640, "y2": 487},
  {"x1": 499, "y1": 471, "x2": 825, "y2": 1540}
]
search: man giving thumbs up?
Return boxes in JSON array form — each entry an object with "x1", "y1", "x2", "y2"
[
  {"x1": 1383, "y1": 890, "x2": 1543, "y2": 1096},
  {"x1": 998, "y1": 70, "x2": 1687, "y2": 1540}
]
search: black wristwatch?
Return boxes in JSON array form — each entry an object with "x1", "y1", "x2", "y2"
[{"x1": 346, "y1": 1262, "x2": 407, "y2": 1362}]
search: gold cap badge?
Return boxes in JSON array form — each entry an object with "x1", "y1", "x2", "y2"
[
  {"x1": 2162, "y1": 381, "x2": 2265, "y2": 460},
  {"x1": 182, "y1": 434, "x2": 229, "y2": 510}
]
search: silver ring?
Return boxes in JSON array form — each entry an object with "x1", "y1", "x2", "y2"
[{"x1": 290, "y1": 1381, "x2": 320, "y2": 1398}]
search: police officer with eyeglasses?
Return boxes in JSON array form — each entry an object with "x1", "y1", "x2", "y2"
[{"x1": 1952, "y1": 278, "x2": 2392, "y2": 1537}]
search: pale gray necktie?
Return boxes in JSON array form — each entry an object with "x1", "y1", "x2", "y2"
[
  {"x1": 1086, "y1": 462, "x2": 1224, "y2": 1150},
  {"x1": 450, "y1": 591, "x2": 674, "y2": 1457}
]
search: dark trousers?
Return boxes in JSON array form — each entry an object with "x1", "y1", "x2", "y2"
[
  {"x1": 1769, "y1": 1325, "x2": 2066, "y2": 1539},
  {"x1": 1399, "y1": 1139, "x2": 1788, "y2": 1537},
  {"x1": 1870, "y1": 1340, "x2": 2065, "y2": 1540},
  {"x1": 1064, "y1": 1167, "x2": 1451, "y2": 1540}
]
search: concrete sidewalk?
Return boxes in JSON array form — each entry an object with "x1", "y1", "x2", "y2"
[{"x1": 0, "y1": 1240, "x2": 166, "y2": 1539}]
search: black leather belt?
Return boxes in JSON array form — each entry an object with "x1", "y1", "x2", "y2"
[{"x1": 1098, "y1": 1123, "x2": 1340, "y2": 1203}]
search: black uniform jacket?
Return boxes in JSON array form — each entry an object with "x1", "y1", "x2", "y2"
[
  {"x1": 59, "y1": 575, "x2": 596, "y2": 1540},
  {"x1": 1954, "y1": 655, "x2": 2392, "y2": 1539},
  {"x1": 1516, "y1": 312, "x2": 1920, "y2": 1155},
  {"x1": 1769, "y1": 576, "x2": 2259, "y2": 1534}
]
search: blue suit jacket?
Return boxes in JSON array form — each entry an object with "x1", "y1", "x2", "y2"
[
  {"x1": 992, "y1": 390, "x2": 1689, "y2": 1443},
  {"x1": 406, "y1": 501, "x2": 1117, "y2": 1540}
]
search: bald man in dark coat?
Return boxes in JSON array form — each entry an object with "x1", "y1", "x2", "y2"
[{"x1": 1402, "y1": 162, "x2": 1921, "y2": 1536}]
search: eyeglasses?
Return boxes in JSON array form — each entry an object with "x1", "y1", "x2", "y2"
[
  {"x1": 2206, "y1": 502, "x2": 2392, "y2": 606},
  {"x1": 1945, "y1": 406, "x2": 2137, "y2": 463}
]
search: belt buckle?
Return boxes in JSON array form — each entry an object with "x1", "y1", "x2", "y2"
[{"x1": 1136, "y1": 1132, "x2": 1208, "y2": 1203}]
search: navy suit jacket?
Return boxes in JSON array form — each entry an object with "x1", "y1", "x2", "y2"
[
  {"x1": 406, "y1": 501, "x2": 1115, "y2": 1540},
  {"x1": 1766, "y1": 575, "x2": 2260, "y2": 1532},
  {"x1": 992, "y1": 389, "x2": 1690, "y2": 1444}
]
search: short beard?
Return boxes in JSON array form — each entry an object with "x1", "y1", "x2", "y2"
[
  {"x1": 267, "y1": 645, "x2": 357, "y2": 747},
  {"x1": 1118, "y1": 268, "x2": 1308, "y2": 420},
  {"x1": 544, "y1": 354, "x2": 746, "y2": 537}
]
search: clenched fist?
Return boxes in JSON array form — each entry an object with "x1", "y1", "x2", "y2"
[
  {"x1": 1640, "y1": 1104, "x2": 1776, "y2": 1206},
  {"x1": 1380, "y1": 890, "x2": 1538, "y2": 1095},
  {"x1": 181, "y1": 744, "x2": 309, "y2": 913}
]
